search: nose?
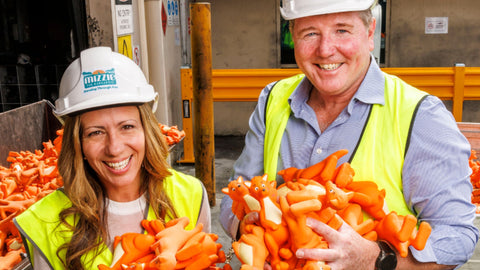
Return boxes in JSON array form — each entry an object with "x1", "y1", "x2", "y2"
[
  {"x1": 316, "y1": 34, "x2": 335, "y2": 58},
  {"x1": 105, "y1": 132, "x2": 123, "y2": 156}
]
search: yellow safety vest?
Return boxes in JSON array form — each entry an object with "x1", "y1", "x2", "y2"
[
  {"x1": 264, "y1": 73, "x2": 305, "y2": 180},
  {"x1": 264, "y1": 73, "x2": 428, "y2": 216},
  {"x1": 14, "y1": 169, "x2": 204, "y2": 269}
]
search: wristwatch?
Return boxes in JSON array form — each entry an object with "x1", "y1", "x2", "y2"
[{"x1": 375, "y1": 240, "x2": 397, "y2": 270}]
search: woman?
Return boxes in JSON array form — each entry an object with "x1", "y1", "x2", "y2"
[{"x1": 14, "y1": 47, "x2": 211, "y2": 269}]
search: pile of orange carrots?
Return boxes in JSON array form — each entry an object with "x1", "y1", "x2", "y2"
[
  {"x1": 159, "y1": 124, "x2": 185, "y2": 146},
  {"x1": 469, "y1": 150, "x2": 480, "y2": 214},
  {"x1": 0, "y1": 129, "x2": 63, "y2": 269}
]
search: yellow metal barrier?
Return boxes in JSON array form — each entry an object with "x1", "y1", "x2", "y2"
[{"x1": 179, "y1": 65, "x2": 480, "y2": 163}]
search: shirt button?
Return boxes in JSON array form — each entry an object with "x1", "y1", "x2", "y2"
[{"x1": 316, "y1": 148, "x2": 322, "y2": 154}]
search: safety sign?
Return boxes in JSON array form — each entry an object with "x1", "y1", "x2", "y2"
[
  {"x1": 116, "y1": 3, "x2": 134, "y2": 35},
  {"x1": 425, "y1": 17, "x2": 448, "y2": 34},
  {"x1": 167, "y1": 0, "x2": 179, "y2": 26},
  {"x1": 118, "y1": 35, "x2": 132, "y2": 59}
]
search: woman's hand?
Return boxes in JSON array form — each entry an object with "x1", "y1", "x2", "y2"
[
  {"x1": 296, "y1": 217, "x2": 379, "y2": 270},
  {"x1": 239, "y1": 211, "x2": 260, "y2": 235},
  {"x1": 237, "y1": 212, "x2": 273, "y2": 270}
]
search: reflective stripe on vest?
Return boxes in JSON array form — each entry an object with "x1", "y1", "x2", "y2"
[
  {"x1": 264, "y1": 73, "x2": 427, "y2": 216},
  {"x1": 14, "y1": 169, "x2": 203, "y2": 269},
  {"x1": 264, "y1": 73, "x2": 305, "y2": 180}
]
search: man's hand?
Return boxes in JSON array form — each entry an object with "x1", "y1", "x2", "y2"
[{"x1": 296, "y1": 217, "x2": 379, "y2": 270}]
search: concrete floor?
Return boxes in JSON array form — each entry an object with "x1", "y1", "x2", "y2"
[{"x1": 173, "y1": 136, "x2": 480, "y2": 270}]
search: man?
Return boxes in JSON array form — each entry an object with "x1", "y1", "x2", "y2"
[{"x1": 220, "y1": 0, "x2": 478, "y2": 269}]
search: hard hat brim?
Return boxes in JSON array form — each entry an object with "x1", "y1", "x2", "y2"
[{"x1": 54, "y1": 86, "x2": 158, "y2": 117}]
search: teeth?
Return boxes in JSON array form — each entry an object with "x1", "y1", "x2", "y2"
[
  {"x1": 106, "y1": 157, "x2": 130, "y2": 170},
  {"x1": 319, "y1": 63, "x2": 340, "y2": 70}
]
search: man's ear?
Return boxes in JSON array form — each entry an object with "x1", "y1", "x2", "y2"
[{"x1": 368, "y1": 17, "x2": 377, "y2": 52}]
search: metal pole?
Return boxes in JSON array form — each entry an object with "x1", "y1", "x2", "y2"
[{"x1": 190, "y1": 2, "x2": 215, "y2": 206}]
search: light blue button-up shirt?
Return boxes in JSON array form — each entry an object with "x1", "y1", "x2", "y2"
[{"x1": 220, "y1": 58, "x2": 479, "y2": 267}]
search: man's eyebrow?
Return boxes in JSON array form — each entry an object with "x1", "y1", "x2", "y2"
[
  {"x1": 296, "y1": 26, "x2": 316, "y2": 35},
  {"x1": 335, "y1": 22, "x2": 354, "y2": 28},
  {"x1": 296, "y1": 22, "x2": 354, "y2": 33}
]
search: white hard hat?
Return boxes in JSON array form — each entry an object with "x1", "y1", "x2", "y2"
[
  {"x1": 280, "y1": 0, "x2": 376, "y2": 20},
  {"x1": 54, "y1": 47, "x2": 158, "y2": 116}
]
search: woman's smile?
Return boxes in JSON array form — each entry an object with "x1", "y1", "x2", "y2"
[{"x1": 104, "y1": 155, "x2": 132, "y2": 171}]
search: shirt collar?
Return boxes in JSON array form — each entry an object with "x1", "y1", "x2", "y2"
[{"x1": 354, "y1": 56, "x2": 385, "y2": 106}]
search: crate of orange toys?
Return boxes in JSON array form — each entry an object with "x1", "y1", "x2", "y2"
[{"x1": 459, "y1": 122, "x2": 480, "y2": 214}]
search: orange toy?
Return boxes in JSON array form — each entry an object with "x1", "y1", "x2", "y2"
[
  {"x1": 0, "y1": 178, "x2": 17, "y2": 199},
  {"x1": 53, "y1": 129, "x2": 63, "y2": 154},
  {"x1": 285, "y1": 186, "x2": 323, "y2": 204},
  {"x1": 221, "y1": 176, "x2": 261, "y2": 220},
  {"x1": 249, "y1": 174, "x2": 290, "y2": 270},
  {"x1": 277, "y1": 149, "x2": 348, "y2": 185},
  {"x1": 98, "y1": 233, "x2": 156, "y2": 270},
  {"x1": 324, "y1": 181, "x2": 353, "y2": 210},
  {"x1": 175, "y1": 232, "x2": 223, "y2": 270},
  {"x1": 337, "y1": 203, "x2": 377, "y2": 241},
  {"x1": 279, "y1": 195, "x2": 330, "y2": 270},
  {"x1": 0, "y1": 130, "x2": 66, "y2": 269},
  {"x1": 98, "y1": 218, "x2": 228, "y2": 270},
  {"x1": 469, "y1": 150, "x2": 480, "y2": 210},
  {"x1": 313, "y1": 149, "x2": 349, "y2": 185},
  {"x1": 150, "y1": 217, "x2": 203, "y2": 270},
  {"x1": 232, "y1": 224, "x2": 269, "y2": 269},
  {"x1": 249, "y1": 175, "x2": 282, "y2": 230},
  {"x1": 278, "y1": 177, "x2": 326, "y2": 200},
  {"x1": 158, "y1": 124, "x2": 186, "y2": 146},
  {"x1": 331, "y1": 162, "x2": 355, "y2": 188},
  {"x1": 279, "y1": 195, "x2": 325, "y2": 250},
  {"x1": 285, "y1": 186, "x2": 342, "y2": 231},
  {"x1": 229, "y1": 149, "x2": 434, "y2": 268},
  {"x1": 0, "y1": 196, "x2": 38, "y2": 220},
  {"x1": 37, "y1": 160, "x2": 58, "y2": 184},
  {"x1": 375, "y1": 211, "x2": 432, "y2": 258},
  {"x1": 284, "y1": 178, "x2": 326, "y2": 196},
  {"x1": 142, "y1": 219, "x2": 166, "y2": 236},
  {"x1": 347, "y1": 181, "x2": 387, "y2": 220},
  {"x1": 0, "y1": 249, "x2": 23, "y2": 269}
]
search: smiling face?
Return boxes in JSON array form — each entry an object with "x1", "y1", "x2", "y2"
[
  {"x1": 292, "y1": 11, "x2": 376, "y2": 98},
  {"x1": 80, "y1": 106, "x2": 145, "y2": 201}
]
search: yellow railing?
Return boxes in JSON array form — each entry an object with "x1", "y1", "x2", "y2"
[{"x1": 179, "y1": 65, "x2": 480, "y2": 163}]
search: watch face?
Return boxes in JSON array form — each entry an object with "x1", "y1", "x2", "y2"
[
  {"x1": 376, "y1": 241, "x2": 397, "y2": 270},
  {"x1": 380, "y1": 253, "x2": 397, "y2": 269}
]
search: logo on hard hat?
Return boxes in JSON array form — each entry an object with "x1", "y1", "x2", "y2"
[{"x1": 82, "y1": 69, "x2": 118, "y2": 93}]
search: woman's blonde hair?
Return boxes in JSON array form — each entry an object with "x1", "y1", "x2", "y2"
[{"x1": 57, "y1": 103, "x2": 177, "y2": 269}]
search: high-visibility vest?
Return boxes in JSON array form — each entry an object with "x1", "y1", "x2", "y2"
[
  {"x1": 264, "y1": 73, "x2": 428, "y2": 216},
  {"x1": 14, "y1": 169, "x2": 204, "y2": 269}
]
